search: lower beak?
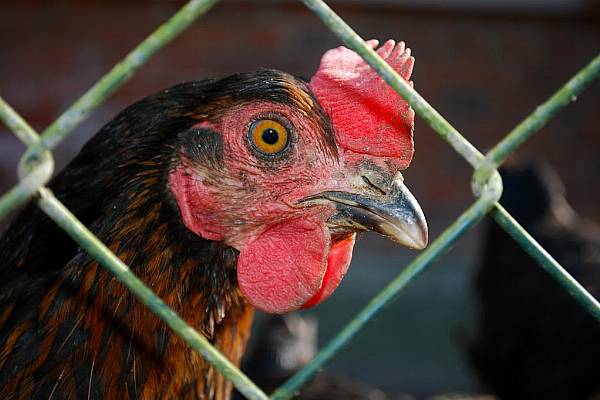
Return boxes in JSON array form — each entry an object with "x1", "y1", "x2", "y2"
[{"x1": 306, "y1": 177, "x2": 428, "y2": 250}]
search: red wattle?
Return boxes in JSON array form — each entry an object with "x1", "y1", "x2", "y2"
[
  {"x1": 237, "y1": 219, "x2": 330, "y2": 314},
  {"x1": 237, "y1": 219, "x2": 356, "y2": 314},
  {"x1": 301, "y1": 233, "x2": 356, "y2": 309}
]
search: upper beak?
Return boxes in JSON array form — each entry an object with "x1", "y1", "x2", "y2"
[{"x1": 301, "y1": 174, "x2": 428, "y2": 250}]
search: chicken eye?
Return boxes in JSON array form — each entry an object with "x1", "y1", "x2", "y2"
[{"x1": 248, "y1": 119, "x2": 290, "y2": 156}]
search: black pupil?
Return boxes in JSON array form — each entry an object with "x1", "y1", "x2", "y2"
[{"x1": 261, "y1": 128, "x2": 279, "y2": 145}]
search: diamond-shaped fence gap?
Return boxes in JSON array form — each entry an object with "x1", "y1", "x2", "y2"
[{"x1": 0, "y1": 0, "x2": 599, "y2": 399}]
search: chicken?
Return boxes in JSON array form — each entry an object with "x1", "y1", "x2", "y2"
[
  {"x1": 236, "y1": 314, "x2": 319, "y2": 396},
  {"x1": 469, "y1": 162, "x2": 600, "y2": 400},
  {"x1": 235, "y1": 314, "x2": 402, "y2": 400},
  {"x1": 0, "y1": 39, "x2": 427, "y2": 399}
]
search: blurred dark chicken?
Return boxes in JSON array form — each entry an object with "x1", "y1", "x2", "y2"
[
  {"x1": 469, "y1": 162, "x2": 600, "y2": 400},
  {"x1": 235, "y1": 314, "x2": 400, "y2": 400},
  {"x1": 0, "y1": 40, "x2": 427, "y2": 399}
]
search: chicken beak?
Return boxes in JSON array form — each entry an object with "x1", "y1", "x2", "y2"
[{"x1": 302, "y1": 174, "x2": 428, "y2": 250}]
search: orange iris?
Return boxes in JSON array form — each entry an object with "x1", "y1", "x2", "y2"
[{"x1": 249, "y1": 119, "x2": 289, "y2": 155}]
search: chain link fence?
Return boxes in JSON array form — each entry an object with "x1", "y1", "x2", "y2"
[{"x1": 0, "y1": 0, "x2": 599, "y2": 399}]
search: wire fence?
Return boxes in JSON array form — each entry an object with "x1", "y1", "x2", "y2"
[{"x1": 0, "y1": 0, "x2": 599, "y2": 399}]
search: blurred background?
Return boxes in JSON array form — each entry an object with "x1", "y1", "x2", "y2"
[{"x1": 1, "y1": 0, "x2": 599, "y2": 397}]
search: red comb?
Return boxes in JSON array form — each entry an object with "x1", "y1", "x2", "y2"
[{"x1": 310, "y1": 39, "x2": 415, "y2": 169}]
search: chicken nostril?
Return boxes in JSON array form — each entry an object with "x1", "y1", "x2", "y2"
[{"x1": 361, "y1": 176, "x2": 387, "y2": 196}]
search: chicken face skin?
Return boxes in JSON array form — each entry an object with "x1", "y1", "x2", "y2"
[{"x1": 170, "y1": 97, "x2": 340, "y2": 248}]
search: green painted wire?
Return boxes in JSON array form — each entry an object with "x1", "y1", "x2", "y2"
[
  {"x1": 0, "y1": 97, "x2": 54, "y2": 219},
  {"x1": 492, "y1": 204, "x2": 600, "y2": 320},
  {"x1": 0, "y1": 96, "x2": 40, "y2": 146},
  {"x1": 486, "y1": 53, "x2": 600, "y2": 170},
  {"x1": 0, "y1": 162, "x2": 53, "y2": 221}
]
